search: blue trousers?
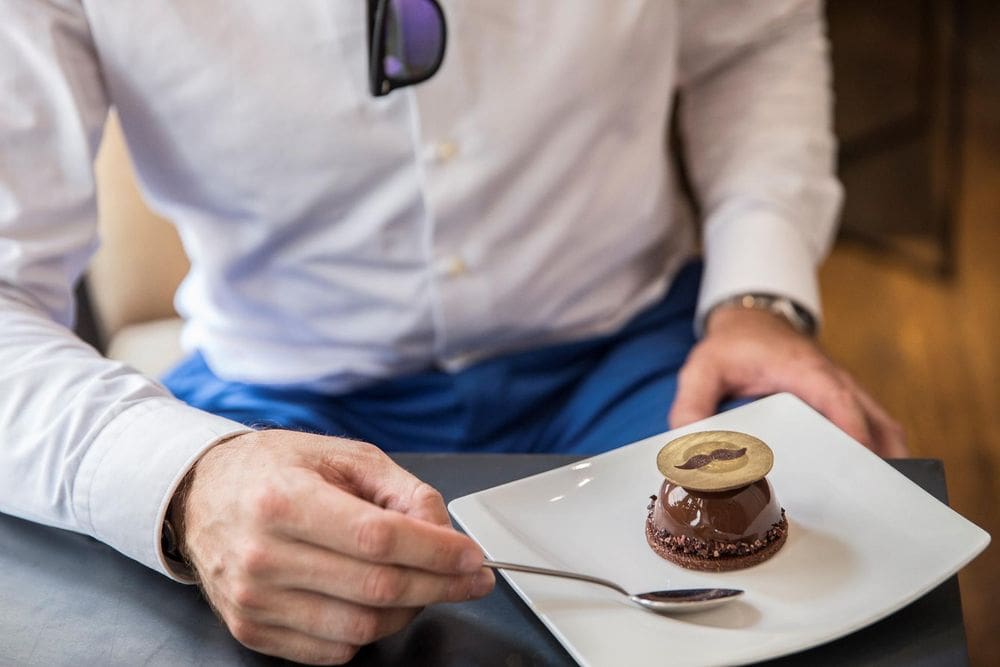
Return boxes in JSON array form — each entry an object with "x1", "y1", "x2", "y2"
[{"x1": 164, "y1": 262, "x2": 736, "y2": 455}]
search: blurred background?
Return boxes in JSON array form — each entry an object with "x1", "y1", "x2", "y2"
[{"x1": 822, "y1": 0, "x2": 998, "y2": 663}]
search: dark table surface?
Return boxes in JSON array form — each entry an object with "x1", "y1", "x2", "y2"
[{"x1": 0, "y1": 455, "x2": 969, "y2": 666}]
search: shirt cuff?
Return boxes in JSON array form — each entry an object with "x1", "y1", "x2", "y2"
[
  {"x1": 696, "y1": 204, "x2": 825, "y2": 335},
  {"x1": 74, "y1": 397, "x2": 252, "y2": 582}
]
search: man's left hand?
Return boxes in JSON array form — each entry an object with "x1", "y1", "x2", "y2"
[{"x1": 669, "y1": 306, "x2": 909, "y2": 458}]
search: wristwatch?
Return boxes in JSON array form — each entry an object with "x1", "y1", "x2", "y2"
[
  {"x1": 711, "y1": 293, "x2": 817, "y2": 336},
  {"x1": 161, "y1": 516, "x2": 196, "y2": 577},
  {"x1": 161, "y1": 517, "x2": 182, "y2": 562},
  {"x1": 162, "y1": 476, "x2": 195, "y2": 575}
]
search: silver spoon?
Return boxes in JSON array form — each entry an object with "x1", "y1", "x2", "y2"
[{"x1": 482, "y1": 559, "x2": 743, "y2": 614}]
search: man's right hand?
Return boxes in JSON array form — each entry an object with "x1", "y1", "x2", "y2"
[{"x1": 171, "y1": 430, "x2": 494, "y2": 665}]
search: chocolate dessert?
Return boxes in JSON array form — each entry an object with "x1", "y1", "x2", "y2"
[{"x1": 645, "y1": 431, "x2": 788, "y2": 571}]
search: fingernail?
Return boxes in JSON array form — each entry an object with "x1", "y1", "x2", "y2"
[
  {"x1": 460, "y1": 549, "x2": 483, "y2": 573},
  {"x1": 470, "y1": 568, "x2": 495, "y2": 597}
]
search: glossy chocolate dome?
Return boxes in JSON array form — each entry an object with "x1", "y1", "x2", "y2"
[{"x1": 651, "y1": 477, "x2": 782, "y2": 543}]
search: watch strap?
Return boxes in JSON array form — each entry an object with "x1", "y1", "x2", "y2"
[
  {"x1": 161, "y1": 516, "x2": 182, "y2": 561},
  {"x1": 712, "y1": 293, "x2": 817, "y2": 336}
]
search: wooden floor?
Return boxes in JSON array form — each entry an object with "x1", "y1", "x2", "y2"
[{"x1": 819, "y1": 4, "x2": 999, "y2": 661}]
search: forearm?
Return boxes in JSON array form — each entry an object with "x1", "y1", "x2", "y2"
[
  {"x1": 677, "y1": 0, "x2": 843, "y2": 328},
  {"x1": 0, "y1": 290, "x2": 250, "y2": 578}
]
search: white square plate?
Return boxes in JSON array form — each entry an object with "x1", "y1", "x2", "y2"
[{"x1": 449, "y1": 394, "x2": 990, "y2": 667}]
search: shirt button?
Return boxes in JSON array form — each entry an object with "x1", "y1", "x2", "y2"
[
  {"x1": 433, "y1": 140, "x2": 459, "y2": 162},
  {"x1": 434, "y1": 254, "x2": 468, "y2": 277},
  {"x1": 437, "y1": 351, "x2": 476, "y2": 372}
]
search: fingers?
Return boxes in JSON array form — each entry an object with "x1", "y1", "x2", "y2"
[
  {"x1": 845, "y1": 378, "x2": 909, "y2": 458},
  {"x1": 682, "y1": 307, "x2": 907, "y2": 459},
  {"x1": 225, "y1": 619, "x2": 359, "y2": 665},
  {"x1": 669, "y1": 350, "x2": 725, "y2": 429},
  {"x1": 225, "y1": 586, "x2": 417, "y2": 647},
  {"x1": 403, "y1": 481, "x2": 452, "y2": 527},
  {"x1": 779, "y1": 366, "x2": 874, "y2": 447},
  {"x1": 778, "y1": 365, "x2": 912, "y2": 459},
  {"x1": 318, "y1": 443, "x2": 452, "y2": 526},
  {"x1": 266, "y1": 475, "x2": 484, "y2": 575},
  {"x1": 671, "y1": 341, "x2": 905, "y2": 460},
  {"x1": 247, "y1": 539, "x2": 494, "y2": 607},
  {"x1": 673, "y1": 353, "x2": 871, "y2": 449}
]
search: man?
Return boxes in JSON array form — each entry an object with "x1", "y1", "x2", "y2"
[{"x1": 0, "y1": 1, "x2": 905, "y2": 664}]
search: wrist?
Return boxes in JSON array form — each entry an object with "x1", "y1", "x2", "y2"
[
  {"x1": 706, "y1": 293, "x2": 816, "y2": 337},
  {"x1": 163, "y1": 431, "x2": 253, "y2": 576}
]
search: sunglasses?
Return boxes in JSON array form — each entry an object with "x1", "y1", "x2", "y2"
[{"x1": 367, "y1": 0, "x2": 448, "y2": 97}]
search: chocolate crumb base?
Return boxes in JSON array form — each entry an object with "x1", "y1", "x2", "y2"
[{"x1": 644, "y1": 505, "x2": 788, "y2": 572}]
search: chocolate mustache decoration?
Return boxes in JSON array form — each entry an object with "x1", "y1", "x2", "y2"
[{"x1": 675, "y1": 447, "x2": 748, "y2": 470}]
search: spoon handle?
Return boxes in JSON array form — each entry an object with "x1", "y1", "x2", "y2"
[{"x1": 482, "y1": 559, "x2": 629, "y2": 596}]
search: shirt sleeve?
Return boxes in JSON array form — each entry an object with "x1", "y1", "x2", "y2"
[
  {"x1": 0, "y1": 2, "x2": 251, "y2": 581},
  {"x1": 676, "y1": 0, "x2": 844, "y2": 331}
]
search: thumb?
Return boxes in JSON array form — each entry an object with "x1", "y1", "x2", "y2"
[{"x1": 669, "y1": 355, "x2": 726, "y2": 429}]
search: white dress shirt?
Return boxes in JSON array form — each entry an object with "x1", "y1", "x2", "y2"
[{"x1": 0, "y1": 1, "x2": 841, "y2": 580}]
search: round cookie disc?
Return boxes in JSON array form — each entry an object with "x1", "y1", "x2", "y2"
[{"x1": 656, "y1": 430, "x2": 773, "y2": 492}]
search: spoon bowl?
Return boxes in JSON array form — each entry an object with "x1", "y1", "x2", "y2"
[
  {"x1": 482, "y1": 559, "x2": 743, "y2": 614},
  {"x1": 628, "y1": 588, "x2": 743, "y2": 613}
]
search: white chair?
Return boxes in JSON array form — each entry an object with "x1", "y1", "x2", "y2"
[{"x1": 90, "y1": 111, "x2": 187, "y2": 377}]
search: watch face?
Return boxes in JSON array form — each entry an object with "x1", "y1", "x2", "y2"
[
  {"x1": 776, "y1": 299, "x2": 816, "y2": 335},
  {"x1": 769, "y1": 298, "x2": 797, "y2": 321}
]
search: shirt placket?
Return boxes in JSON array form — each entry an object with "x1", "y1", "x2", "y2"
[{"x1": 406, "y1": 89, "x2": 494, "y2": 370}]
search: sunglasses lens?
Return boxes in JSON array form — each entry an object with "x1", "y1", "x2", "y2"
[{"x1": 383, "y1": 0, "x2": 445, "y2": 83}]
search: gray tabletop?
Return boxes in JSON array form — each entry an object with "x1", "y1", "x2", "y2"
[{"x1": 0, "y1": 455, "x2": 969, "y2": 666}]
